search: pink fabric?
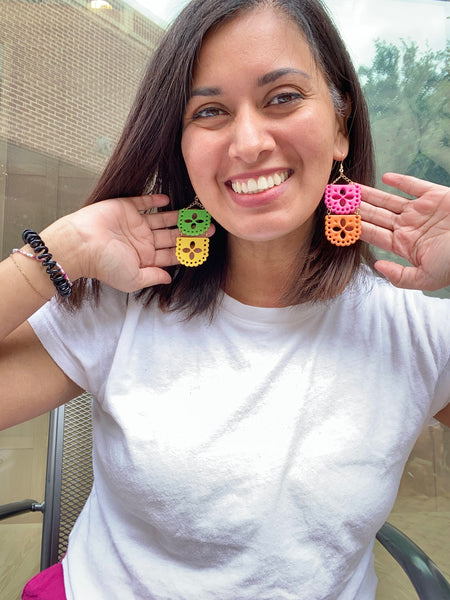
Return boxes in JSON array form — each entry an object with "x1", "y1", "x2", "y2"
[{"x1": 22, "y1": 563, "x2": 67, "y2": 600}]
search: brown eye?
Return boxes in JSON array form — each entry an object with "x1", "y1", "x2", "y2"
[
  {"x1": 192, "y1": 107, "x2": 227, "y2": 120},
  {"x1": 268, "y1": 92, "x2": 303, "y2": 106}
]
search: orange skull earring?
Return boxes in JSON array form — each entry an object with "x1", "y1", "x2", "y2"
[
  {"x1": 176, "y1": 197, "x2": 211, "y2": 267},
  {"x1": 324, "y1": 163, "x2": 361, "y2": 246}
]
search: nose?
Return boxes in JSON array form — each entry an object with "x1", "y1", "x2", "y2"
[{"x1": 228, "y1": 106, "x2": 276, "y2": 164}]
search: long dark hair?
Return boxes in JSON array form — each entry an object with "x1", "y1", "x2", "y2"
[{"x1": 69, "y1": 0, "x2": 376, "y2": 316}]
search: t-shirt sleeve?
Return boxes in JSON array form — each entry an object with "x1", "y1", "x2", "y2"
[
  {"x1": 28, "y1": 285, "x2": 128, "y2": 398},
  {"x1": 404, "y1": 290, "x2": 450, "y2": 419},
  {"x1": 429, "y1": 353, "x2": 450, "y2": 419},
  {"x1": 420, "y1": 295, "x2": 450, "y2": 418},
  {"x1": 366, "y1": 278, "x2": 450, "y2": 420}
]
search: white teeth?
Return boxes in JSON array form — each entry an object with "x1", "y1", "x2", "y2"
[
  {"x1": 258, "y1": 176, "x2": 268, "y2": 189},
  {"x1": 231, "y1": 170, "x2": 290, "y2": 194},
  {"x1": 247, "y1": 178, "x2": 257, "y2": 192}
]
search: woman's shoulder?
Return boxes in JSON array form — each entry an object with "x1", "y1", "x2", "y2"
[
  {"x1": 341, "y1": 268, "x2": 450, "y2": 337},
  {"x1": 29, "y1": 283, "x2": 134, "y2": 339}
]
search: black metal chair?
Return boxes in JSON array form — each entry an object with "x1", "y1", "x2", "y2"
[
  {"x1": 0, "y1": 395, "x2": 93, "y2": 569},
  {"x1": 375, "y1": 522, "x2": 450, "y2": 599},
  {"x1": 1, "y1": 395, "x2": 449, "y2": 599}
]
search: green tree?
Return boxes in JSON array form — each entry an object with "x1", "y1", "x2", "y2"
[
  {"x1": 359, "y1": 41, "x2": 450, "y2": 298},
  {"x1": 358, "y1": 40, "x2": 401, "y2": 117},
  {"x1": 358, "y1": 40, "x2": 449, "y2": 187}
]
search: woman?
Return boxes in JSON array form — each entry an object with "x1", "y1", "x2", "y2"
[{"x1": 0, "y1": 0, "x2": 449, "y2": 598}]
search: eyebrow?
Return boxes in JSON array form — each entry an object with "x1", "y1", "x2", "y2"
[
  {"x1": 257, "y1": 67, "x2": 311, "y2": 87},
  {"x1": 189, "y1": 68, "x2": 311, "y2": 99},
  {"x1": 190, "y1": 86, "x2": 222, "y2": 98}
]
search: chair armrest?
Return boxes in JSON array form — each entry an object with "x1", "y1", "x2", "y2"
[
  {"x1": 0, "y1": 499, "x2": 45, "y2": 520},
  {"x1": 376, "y1": 521, "x2": 450, "y2": 600}
]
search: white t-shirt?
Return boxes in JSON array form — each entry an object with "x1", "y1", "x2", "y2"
[{"x1": 29, "y1": 273, "x2": 450, "y2": 600}]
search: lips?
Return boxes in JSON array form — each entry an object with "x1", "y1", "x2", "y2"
[{"x1": 228, "y1": 169, "x2": 292, "y2": 194}]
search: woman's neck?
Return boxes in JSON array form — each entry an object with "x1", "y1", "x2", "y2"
[{"x1": 224, "y1": 235, "x2": 306, "y2": 307}]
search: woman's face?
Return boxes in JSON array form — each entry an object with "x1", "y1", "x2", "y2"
[{"x1": 181, "y1": 7, "x2": 349, "y2": 248}]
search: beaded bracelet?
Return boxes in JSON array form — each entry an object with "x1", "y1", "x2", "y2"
[
  {"x1": 12, "y1": 249, "x2": 71, "y2": 283},
  {"x1": 18, "y1": 229, "x2": 73, "y2": 297}
]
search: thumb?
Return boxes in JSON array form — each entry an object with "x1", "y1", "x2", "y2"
[
  {"x1": 374, "y1": 260, "x2": 431, "y2": 291},
  {"x1": 131, "y1": 267, "x2": 172, "y2": 292}
]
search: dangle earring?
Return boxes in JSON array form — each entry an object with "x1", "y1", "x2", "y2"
[
  {"x1": 324, "y1": 162, "x2": 361, "y2": 246},
  {"x1": 176, "y1": 197, "x2": 211, "y2": 267}
]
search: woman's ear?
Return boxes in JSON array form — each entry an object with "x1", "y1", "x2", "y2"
[
  {"x1": 333, "y1": 130, "x2": 350, "y2": 162},
  {"x1": 333, "y1": 94, "x2": 351, "y2": 161}
]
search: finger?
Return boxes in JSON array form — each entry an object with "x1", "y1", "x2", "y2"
[
  {"x1": 360, "y1": 184, "x2": 408, "y2": 214},
  {"x1": 146, "y1": 210, "x2": 180, "y2": 231},
  {"x1": 359, "y1": 200, "x2": 397, "y2": 231},
  {"x1": 128, "y1": 194, "x2": 170, "y2": 212},
  {"x1": 147, "y1": 211, "x2": 216, "y2": 236},
  {"x1": 374, "y1": 260, "x2": 415, "y2": 288},
  {"x1": 133, "y1": 266, "x2": 173, "y2": 290},
  {"x1": 152, "y1": 221, "x2": 216, "y2": 249},
  {"x1": 374, "y1": 260, "x2": 435, "y2": 291},
  {"x1": 381, "y1": 173, "x2": 446, "y2": 198},
  {"x1": 360, "y1": 221, "x2": 394, "y2": 252},
  {"x1": 153, "y1": 248, "x2": 180, "y2": 268},
  {"x1": 153, "y1": 228, "x2": 179, "y2": 250}
]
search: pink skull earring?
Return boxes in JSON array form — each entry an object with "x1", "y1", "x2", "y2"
[{"x1": 324, "y1": 162, "x2": 361, "y2": 246}]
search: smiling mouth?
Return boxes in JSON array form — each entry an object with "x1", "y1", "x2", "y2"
[{"x1": 229, "y1": 170, "x2": 292, "y2": 194}]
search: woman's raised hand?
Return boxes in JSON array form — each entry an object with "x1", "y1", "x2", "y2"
[
  {"x1": 360, "y1": 173, "x2": 450, "y2": 291},
  {"x1": 42, "y1": 195, "x2": 184, "y2": 292}
]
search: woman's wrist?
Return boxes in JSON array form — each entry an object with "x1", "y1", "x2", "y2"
[
  {"x1": 17, "y1": 230, "x2": 73, "y2": 298},
  {"x1": 36, "y1": 216, "x2": 87, "y2": 283},
  {"x1": 8, "y1": 216, "x2": 87, "y2": 302}
]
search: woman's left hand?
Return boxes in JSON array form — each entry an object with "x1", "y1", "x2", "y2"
[{"x1": 360, "y1": 173, "x2": 450, "y2": 291}]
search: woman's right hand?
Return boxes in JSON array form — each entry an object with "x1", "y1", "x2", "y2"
[
  {"x1": 1, "y1": 194, "x2": 188, "y2": 429},
  {"x1": 42, "y1": 195, "x2": 185, "y2": 292}
]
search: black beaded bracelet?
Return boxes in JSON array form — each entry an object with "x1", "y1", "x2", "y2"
[{"x1": 21, "y1": 229, "x2": 73, "y2": 297}]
